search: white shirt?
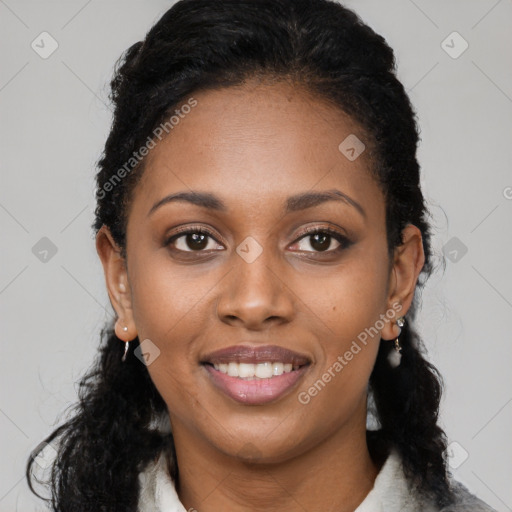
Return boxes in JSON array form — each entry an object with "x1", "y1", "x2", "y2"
[{"x1": 137, "y1": 448, "x2": 437, "y2": 511}]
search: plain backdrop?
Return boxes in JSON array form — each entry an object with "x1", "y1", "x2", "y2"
[{"x1": 1, "y1": 1, "x2": 511, "y2": 510}]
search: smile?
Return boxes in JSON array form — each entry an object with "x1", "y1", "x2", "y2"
[{"x1": 201, "y1": 344, "x2": 310, "y2": 405}]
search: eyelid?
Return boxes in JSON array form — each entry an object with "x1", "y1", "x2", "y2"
[
  {"x1": 294, "y1": 223, "x2": 349, "y2": 241},
  {"x1": 165, "y1": 224, "x2": 223, "y2": 246}
]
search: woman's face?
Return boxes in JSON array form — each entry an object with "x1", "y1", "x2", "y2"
[{"x1": 98, "y1": 79, "x2": 422, "y2": 464}]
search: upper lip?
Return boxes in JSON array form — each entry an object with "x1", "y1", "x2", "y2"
[{"x1": 201, "y1": 344, "x2": 311, "y2": 366}]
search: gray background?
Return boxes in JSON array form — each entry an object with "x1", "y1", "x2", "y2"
[{"x1": 1, "y1": 1, "x2": 511, "y2": 510}]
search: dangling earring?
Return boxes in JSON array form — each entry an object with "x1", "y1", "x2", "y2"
[
  {"x1": 121, "y1": 326, "x2": 129, "y2": 362},
  {"x1": 388, "y1": 316, "x2": 405, "y2": 368}
]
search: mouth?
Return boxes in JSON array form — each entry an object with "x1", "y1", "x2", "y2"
[{"x1": 200, "y1": 344, "x2": 311, "y2": 405}]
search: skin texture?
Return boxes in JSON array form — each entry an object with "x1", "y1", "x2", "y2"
[{"x1": 96, "y1": 79, "x2": 425, "y2": 512}]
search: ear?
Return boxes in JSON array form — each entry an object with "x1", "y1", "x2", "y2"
[
  {"x1": 95, "y1": 225, "x2": 137, "y2": 341},
  {"x1": 381, "y1": 223, "x2": 425, "y2": 341}
]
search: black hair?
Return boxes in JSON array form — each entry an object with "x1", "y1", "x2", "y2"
[{"x1": 26, "y1": 0, "x2": 455, "y2": 510}]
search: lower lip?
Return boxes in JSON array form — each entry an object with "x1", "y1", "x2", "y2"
[{"x1": 203, "y1": 364, "x2": 309, "y2": 405}]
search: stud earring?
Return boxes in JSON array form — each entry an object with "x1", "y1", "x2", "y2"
[{"x1": 388, "y1": 316, "x2": 405, "y2": 368}]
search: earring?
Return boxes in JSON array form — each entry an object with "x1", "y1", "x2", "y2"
[
  {"x1": 388, "y1": 316, "x2": 405, "y2": 368},
  {"x1": 121, "y1": 326, "x2": 129, "y2": 362}
]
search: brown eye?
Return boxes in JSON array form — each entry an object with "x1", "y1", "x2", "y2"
[
  {"x1": 166, "y1": 227, "x2": 223, "y2": 252},
  {"x1": 293, "y1": 227, "x2": 352, "y2": 254}
]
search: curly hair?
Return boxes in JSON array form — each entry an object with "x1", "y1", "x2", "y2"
[{"x1": 26, "y1": 0, "x2": 455, "y2": 510}]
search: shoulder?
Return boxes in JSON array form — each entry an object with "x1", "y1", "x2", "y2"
[
  {"x1": 438, "y1": 479, "x2": 498, "y2": 512},
  {"x1": 366, "y1": 447, "x2": 497, "y2": 512},
  {"x1": 138, "y1": 451, "x2": 186, "y2": 512}
]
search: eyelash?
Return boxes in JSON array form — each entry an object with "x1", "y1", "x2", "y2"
[
  {"x1": 165, "y1": 224, "x2": 352, "y2": 255},
  {"x1": 294, "y1": 225, "x2": 352, "y2": 252}
]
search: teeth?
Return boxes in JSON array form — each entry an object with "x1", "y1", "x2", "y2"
[
  {"x1": 227, "y1": 362, "x2": 239, "y2": 377},
  {"x1": 255, "y1": 362, "x2": 273, "y2": 378},
  {"x1": 212, "y1": 361, "x2": 298, "y2": 379},
  {"x1": 272, "y1": 362, "x2": 284, "y2": 376},
  {"x1": 239, "y1": 363, "x2": 255, "y2": 378}
]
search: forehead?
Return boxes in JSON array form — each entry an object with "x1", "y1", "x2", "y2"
[{"x1": 128, "y1": 80, "x2": 383, "y2": 221}]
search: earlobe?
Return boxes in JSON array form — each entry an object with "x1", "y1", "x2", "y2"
[{"x1": 95, "y1": 225, "x2": 137, "y2": 340}]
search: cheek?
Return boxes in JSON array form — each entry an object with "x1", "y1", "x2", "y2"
[
  {"x1": 127, "y1": 255, "x2": 210, "y2": 406},
  {"x1": 296, "y1": 246, "x2": 389, "y2": 404},
  {"x1": 146, "y1": 359, "x2": 200, "y2": 426},
  {"x1": 129, "y1": 249, "x2": 212, "y2": 344},
  {"x1": 300, "y1": 243, "x2": 390, "y2": 342}
]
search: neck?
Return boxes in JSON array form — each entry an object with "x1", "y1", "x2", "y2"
[{"x1": 170, "y1": 402, "x2": 382, "y2": 512}]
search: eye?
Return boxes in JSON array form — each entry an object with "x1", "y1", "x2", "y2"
[
  {"x1": 165, "y1": 226, "x2": 224, "y2": 253},
  {"x1": 291, "y1": 226, "x2": 352, "y2": 254},
  {"x1": 164, "y1": 225, "x2": 352, "y2": 256}
]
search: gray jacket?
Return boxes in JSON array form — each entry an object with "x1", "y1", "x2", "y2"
[{"x1": 440, "y1": 480, "x2": 497, "y2": 512}]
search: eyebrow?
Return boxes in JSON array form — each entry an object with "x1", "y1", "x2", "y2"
[{"x1": 147, "y1": 188, "x2": 366, "y2": 218}]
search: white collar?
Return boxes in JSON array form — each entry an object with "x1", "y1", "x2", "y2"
[{"x1": 138, "y1": 448, "x2": 433, "y2": 512}]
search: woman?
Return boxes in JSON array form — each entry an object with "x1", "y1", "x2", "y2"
[{"x1": 26, "y1": 0, "x2": 497, "y2": 510}]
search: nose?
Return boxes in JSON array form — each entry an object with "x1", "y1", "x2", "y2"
[{"x1": 216, "y1": 246, "x2": 295, "y2": 330}]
